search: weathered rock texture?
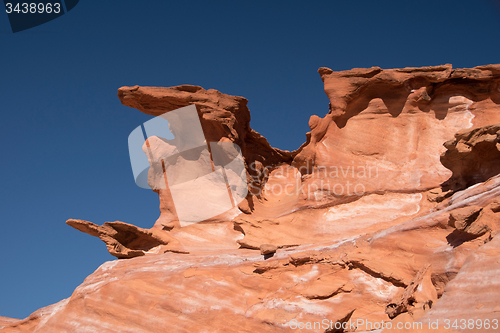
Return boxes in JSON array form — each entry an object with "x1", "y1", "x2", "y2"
[
  {"x1": 118, "y1": 85, "x2": 292, "y2": 230},
  {"x1": 3, "y1": 64, "x2": 500, "y2": 333},
  {"x1": 441, "y1": 124, "x2": 500, "y2": 191},
  {"x1": 66, "y1": 219, "x2": 188, "y2": 259}
]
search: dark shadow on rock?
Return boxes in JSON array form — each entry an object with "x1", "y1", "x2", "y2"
[
  {"x1": 263, "y1": 253, "x2": 275, "y2": 260},
  {"x1": 446, "y1": 229, "x2": 478, "y2": 248},
  {"x1": 336, "y1": 83, "x2": 411, "y2": 128}
]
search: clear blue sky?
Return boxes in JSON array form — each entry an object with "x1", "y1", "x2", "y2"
[{"x1": 1, "y1": 1, "x2": 499, "y2": 319}]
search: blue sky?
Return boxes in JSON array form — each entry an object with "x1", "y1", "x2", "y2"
[{"x1": 1, "y1": 1, "x2": 499, "y2": 319}]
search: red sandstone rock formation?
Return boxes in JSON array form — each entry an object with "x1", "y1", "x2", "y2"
[
  {"x1": 3, "y1": 64, "x2": 500, "y2": 333},
  {"x1": 441, "y1": 124, "x2": 500, "y2": 191}
]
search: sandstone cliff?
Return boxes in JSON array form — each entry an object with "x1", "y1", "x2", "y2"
[{"x1": 2, "y1": 64, "x2": 500, "y2": 333}]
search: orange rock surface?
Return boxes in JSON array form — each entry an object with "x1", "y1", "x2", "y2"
[{"x1": 3, "y1": 64, "x2": 500, "y2": 333}]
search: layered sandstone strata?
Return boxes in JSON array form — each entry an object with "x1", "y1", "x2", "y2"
[{"x1": 3, "y1": 64, "x2": 500, "y2": 333}]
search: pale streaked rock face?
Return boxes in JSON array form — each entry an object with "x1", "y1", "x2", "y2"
[{"x1": 3, "y1": 64, "x2": 500, "y2": 333}]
